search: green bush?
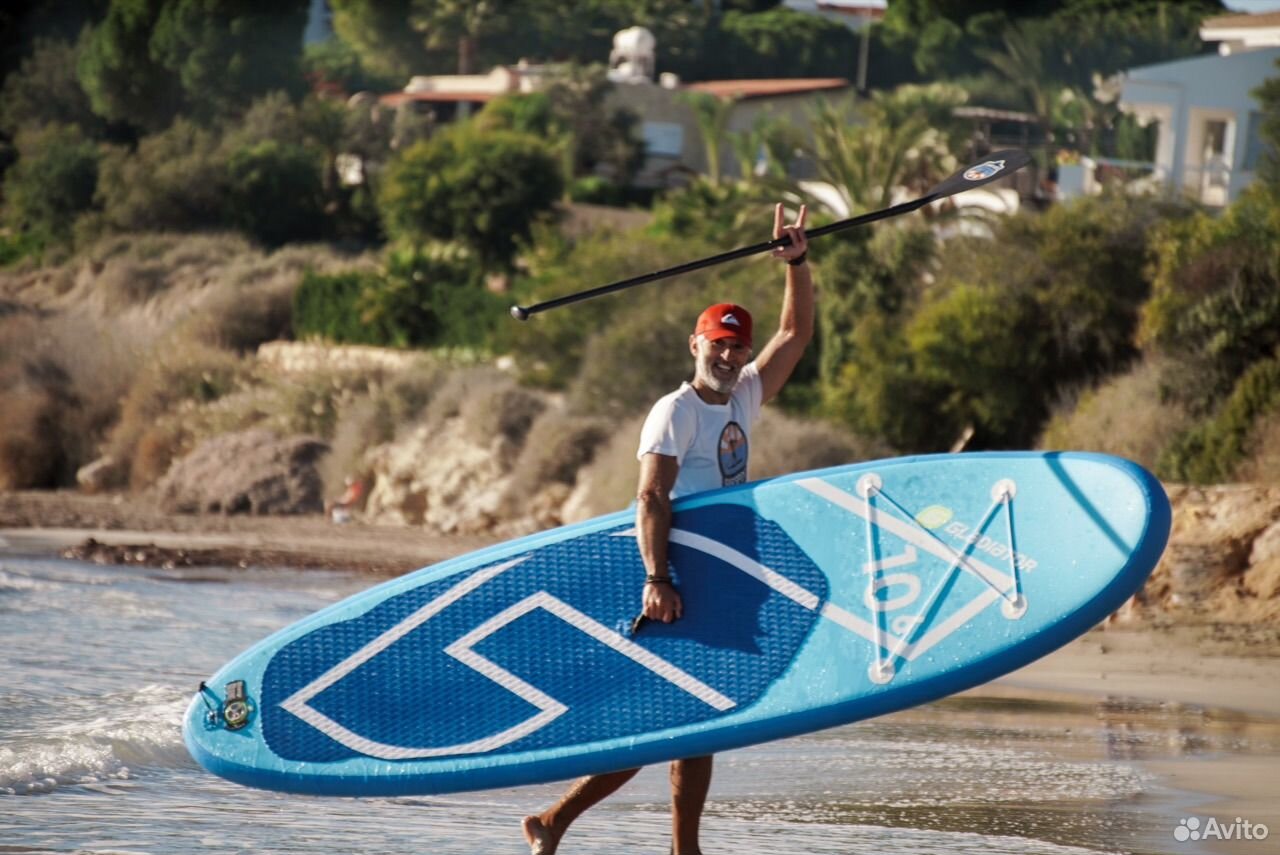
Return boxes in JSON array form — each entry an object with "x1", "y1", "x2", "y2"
[
  {"x1": 293, "y1": 248, "x2": 501, "y2": 350},
  {"x1": 506, "y1": 227, "x2": 712, "y2": 393},
  {"x1": 568, "y1": 176, "x2": 626, "y2": 206},
  {"x1": 820, "y1": 193, "x2": 1188, "y2": 452},
  {"x1": 475, "y1": 92, "x2": 555, "y2": 137},
  {"x1": 1158, "y1": 357, "x2": 1280, "y2": 484},
  {"x1": 0, "y1": 230, "x2": 47, "y2": 267},
  {"x1": 294, "y1": 269, "x2": 381, "y2": 344},
  {"x1": 1142, "y1": 186, "x2": 1280, "y2": 410},
  {"x1": 377, "y1": 125, "x2": 562, "y2": 265},
  {"x1": 564, "y1": 254, "x2": 793, "y2": 419},
  {"x1": 225, "y1": 140, "x2": 325, "y2": 247},
  {"x1": 650, "y1": 179, "x2": 773, "y2": 245},
  {"x1": 1038, "y1": 357, "x2": 1191, "y2": 472},
  {"x1": 0, "y1": 38, "x2": 101, "y2": 137},
  {"x1": 96, "y1": 119, "x2": 229, "y2": 232},
  {"x1": 2, "y1": 123, "x2": 99, "y2": 242},
  {"x1": 906, "y1": 283, "x2": 1049, "y2": 448}
]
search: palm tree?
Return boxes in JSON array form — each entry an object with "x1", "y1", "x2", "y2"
[
  {"x1": 727, "y1": 112, "x2": 806, "y2": 181},
  {"x1": 679, "y1": 91, "x2": 738, "y2": 186},
  {"x1": 976, "y1": 21, "x2": 1061, "y2": 143},
  {"x1": 805, "y1": 84, "x2": 966, "y2": 219}
]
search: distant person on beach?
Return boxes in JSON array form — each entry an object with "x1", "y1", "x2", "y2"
[
  {"x1": 325, "y1": 475, "x2": 367, "y2": 524},
  {"x1": 522, "y1": 203, "x2": 813, "y2": 855}
]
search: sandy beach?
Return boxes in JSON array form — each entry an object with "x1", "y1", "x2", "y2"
[{"x1": 4, "y1": 487, "x2": 1279, "y2": 854}]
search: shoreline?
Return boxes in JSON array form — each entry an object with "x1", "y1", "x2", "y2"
[
  {"x1": 3, "y1": 513, "x2": 1278, "y2": 712},
  {"x1": 5, "y1": 516, "x2": 1280, "y2": 853}
]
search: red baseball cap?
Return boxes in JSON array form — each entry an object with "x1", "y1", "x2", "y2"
[{"x1": 694, "y1": 303, "x2": 752, "y2": 347}]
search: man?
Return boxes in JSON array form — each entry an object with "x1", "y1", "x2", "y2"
[{"x1": 522, "y1": 203, "x2": 812, "y2": 855}]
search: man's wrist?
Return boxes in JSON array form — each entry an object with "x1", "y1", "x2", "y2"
[
  {"x1": 786, "y1": 251, "x2": 808, "y2": 267},
  {"x1": 645, "y1": 575, "x2": 673, "y2": 585}
]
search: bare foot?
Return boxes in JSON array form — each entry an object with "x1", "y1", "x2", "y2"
[{"x1": 522, "y1": 815, "x2": 562, "y2": 855}]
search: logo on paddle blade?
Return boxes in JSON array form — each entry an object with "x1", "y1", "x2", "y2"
[{"x1": 963, "y1": 160, "x2": 1006, "y2": 181}]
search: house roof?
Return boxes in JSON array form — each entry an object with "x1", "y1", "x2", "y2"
[
  {"x1": 379, "y1": 91, "x2": 499, "y2": 107},
  {"x1": 1202, "y1": 10, "x2": 1280, "y2": 30},
  {"x1": 681, "y1": 78, "x2": 850, "y2": 100}
]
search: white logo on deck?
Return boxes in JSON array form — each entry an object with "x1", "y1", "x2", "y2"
[{"x1": 280, "y1": 557, "x2": 734, "y2": 760}]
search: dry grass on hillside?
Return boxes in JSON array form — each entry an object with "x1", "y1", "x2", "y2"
[
  {"x1": 0, "y1": 233, "x2": 378, "y2": 489},
  {"x1": 0, "y1": 311, "x2": 142, "y2": 488},
  {"x1": 1038, "y1": 357, "x2": 1192, "y2": 472},
  {"x1": 1236, "y1": 413, "x2": 1280, "y2": 483}
]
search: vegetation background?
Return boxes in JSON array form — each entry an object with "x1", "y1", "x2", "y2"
[{"x1": 1, "y1": 0, "x2": 1277, "y2": 512}]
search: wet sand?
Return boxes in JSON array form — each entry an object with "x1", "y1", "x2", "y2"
[{"x1": 980, "y1": 630, "x2": 1280, "y2": 855}]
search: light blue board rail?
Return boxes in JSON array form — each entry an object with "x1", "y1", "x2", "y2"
[{"x1": 184, "y1": 452, "x2": 1170, "y2": 796}]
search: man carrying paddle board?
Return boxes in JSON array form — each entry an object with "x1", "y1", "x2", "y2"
[{"x1": 522, "y1": 203, "x2": 813, "y2": 855}]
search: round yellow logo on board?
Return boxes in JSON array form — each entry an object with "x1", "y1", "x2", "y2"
[{"x1": 915, "y1": 505, "x2": 954, "y2": 529}]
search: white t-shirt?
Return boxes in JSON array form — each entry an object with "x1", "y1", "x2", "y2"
[{"x1": 636, "y1": 362, "x2": 764, "y2": 498}]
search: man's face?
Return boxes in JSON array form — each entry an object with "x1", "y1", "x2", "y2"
[{"x1": 690, "y1": 334, "x2": 751, "y2": 395}]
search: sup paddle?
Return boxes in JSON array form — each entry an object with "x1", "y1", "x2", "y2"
[{"x1": 510, "y1": 149, "x2": 1031, "y2": 321}]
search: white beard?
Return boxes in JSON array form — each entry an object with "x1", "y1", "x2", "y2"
[{"x1": 695, "y1": 357, "x2": 740, "y2": 394}]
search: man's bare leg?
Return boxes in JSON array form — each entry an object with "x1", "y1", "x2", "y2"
[
  {"x1": 522, "y1": 767, "x2": 641, "y2": 854},
  {"x1": 670, "y1": 755, "x2": 713, "y2": 855}
]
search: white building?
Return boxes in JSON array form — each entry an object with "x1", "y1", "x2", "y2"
[
  {"x1": 1117, "y1": 11, "x2": 1280, "y2": 206},
  {"x1": 782, "y1": 0, "x2": 886, "y2": 30}
]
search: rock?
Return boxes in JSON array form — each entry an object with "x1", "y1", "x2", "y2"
[
  {"x1": 1143, "y1": 484, "x2": 1280, "y2": 615},
  {"x1": 360, "y1": 372, "x2": 550, "y2": 535},
  {"x1": 76, "y1": 455, "x2": 125, "y2": 493},
  {"x1": 1244, "y1": 521, "x2": 1280, "y2": 600},
  {"x1": 156, "y1": 429, "x2": 328, "y2": 515},
  {"x1": 363, "y1": 421, "x2": 514, "y2": 533}
]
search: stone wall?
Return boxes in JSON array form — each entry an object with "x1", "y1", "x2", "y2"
[{"x1": 256, "y1": 341, "x2": 423, "y2": 375}]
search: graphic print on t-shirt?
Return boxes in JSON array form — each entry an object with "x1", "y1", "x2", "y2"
[{"x1": 718, "y1": 421, "x2": 748, "y2": 485}]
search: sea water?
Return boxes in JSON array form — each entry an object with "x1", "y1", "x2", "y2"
[{"x1": 0, "y1": 555, "x2": 1269, "y2": 854}]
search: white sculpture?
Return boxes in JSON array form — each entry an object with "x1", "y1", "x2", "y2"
[{"x1": 608, "y1": 26, "x2": 656, "y2": 83}]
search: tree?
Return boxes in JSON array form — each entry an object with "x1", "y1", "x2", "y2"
[
  {"x1": 95, "y1": 118, "x2": 229, "y2": 231},
  {"x1": 78, "y1": 0, "x2": 309, "y2": 130},
  {"x1": 1253, "y1": 60, "x2": 1280, "y2": 192},
  {"x1": 301, "y1": 35, "x2": 400, "y2": 95},
  {"x1": 329, "y1": 0, "x2": 430, "y2": 81},
  {"x1": 149, "y1": 0, "x2": 309, "y2": 121},
  {"x1": 2, "y1": 123, "x2": 100, "y2": 241},
  {"x1": 542, "y1": 64, "x2": 644, "y2": 185},
  {"x1": 679, "y1": 92, "x2": 736, "y2": 185},
  {"x1": 0, "y1": 0, "x2": 106, "y2": 81},
  {"x1": 0, "y1": 38, "x2": 102, "y2": 138},
  {"x1": 408, "y1": 0, "x2": 507, "y2": 76},
  {"x1": 225, "y1": 141, "x2": 325, "y2": 247},
  {"x1": 378, "y1": 125, "x2": 562, "y2": 265},
  {"x1": 727, "y1": 112, "x2": 805, "y2": 181},
  {"x1": 975, "y1": 21, "x2": 1060, "y2": 140},
  {"x1": 805, "y1": 84, "x2": 966, "y2": 217},
  {"x1": 711, "y1": 7, "x2": 858, "y2": 79},
  {"x1": 1141, "y1": 186, "x2": 1280, "y2": 410},
  {"x1": 78, "y1": 0, "x2": 183, "y2": 132}
]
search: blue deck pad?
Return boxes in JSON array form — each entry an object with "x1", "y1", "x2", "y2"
[{"x1": 261, "y1": 504, "x2": 827, "y2": 763}]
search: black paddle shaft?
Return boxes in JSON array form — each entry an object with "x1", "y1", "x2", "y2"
[{"x1": 510, "y1": 149, "x2": 1031, "y2": 321}]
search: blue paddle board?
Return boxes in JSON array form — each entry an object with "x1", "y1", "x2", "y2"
[{"x1": 184, "y1": 451, "x2": 1170, "y2": 796}]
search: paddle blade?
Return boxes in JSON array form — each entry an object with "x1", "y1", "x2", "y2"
[{"x1": 927, "y1": 149, "x2": 1032, "y2": 202}]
